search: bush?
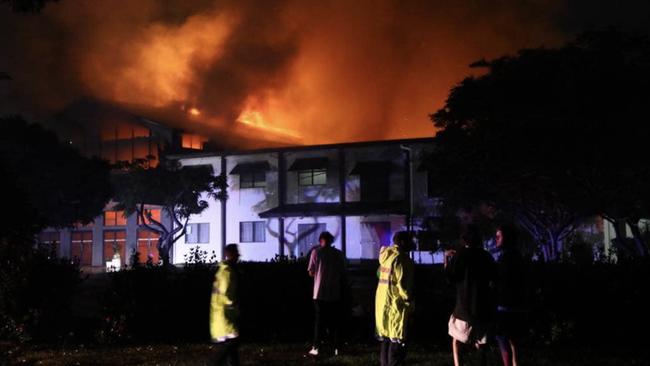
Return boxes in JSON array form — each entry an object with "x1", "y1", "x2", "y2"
[
  {"x1": 0, "y1": 241, "x2": 81, "y2": 342},
  {"x1": 97, "y1": 261, "x2": 314, "y2": 343}
]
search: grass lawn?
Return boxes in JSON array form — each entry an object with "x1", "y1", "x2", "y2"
[{"x1": 1, "y1": 341, "x2": 647, "y2": 366}]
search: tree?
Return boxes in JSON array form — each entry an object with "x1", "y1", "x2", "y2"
[
  {"x1": 112, "y1": 159, "x2": 228, "y2": 266},
  {"x1": 427, "y1": 30, "x2": 650, "y2": 260},
  {"x1": 0, "y1": 115, "x2": 112, "y2": 243}
]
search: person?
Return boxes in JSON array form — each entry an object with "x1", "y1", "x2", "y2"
[
  {"x1": 375, "y1": 231, "x2": 415, "y2": 366},
  {"x1": 210, "y1": 244, "x2": 241, "y2": 366},
  {"x1": 307, "y1": 231, "x2": 346, "y2": 357},
  {"x1": 445, "y1": 225, "x2": 496, "y2": 366},
  {"x1": 494, "y1": 224, "x2": 527, "y2": 366}
]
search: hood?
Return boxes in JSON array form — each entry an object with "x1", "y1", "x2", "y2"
[{"x1": 379, "y1": 245, "x2": 400, "y2": 266}]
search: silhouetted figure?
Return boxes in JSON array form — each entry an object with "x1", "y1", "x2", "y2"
[
  {"x1": 445, "y1": 225, "x2": 496, "y2": 366},
  {"x1": 210, "y1": 244, "x2": 241, "y2": 366},
  {"x1": 494, "y1": 224, "x2": 527, "y2": 366},
  {"x1": 308, "y1": 231, "x2": 346, "y2": 357},
  {"x1": 376, "y1": 231, "x2": 415, "y2": 366}
]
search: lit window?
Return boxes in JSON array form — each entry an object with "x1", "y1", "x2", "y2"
[
  {"x1": 186, "y1": 223, "x2": 210, "y2": 244},
  {"x1": 298, "y1": 169, "x2": 327, "y2": 186},
  {"x1": 71, "y1": 231, "x2": 93, "y2": 266},
  {"x1": 181, "y1": 134, "x2": 205, "y2": 150},
  {"x1": 103, "y1": 230, "x2": 126, "y2": 262},
  {"x1": 133, "y1": 125, "x2": 150, "y2": 138},
  {"x1": 104, "y1": 211, "x2": 127, "y2": 226},
  {"x1": 137, "y1": 230, "x2": 160, "y2": 264},
  {"x1": 240, "y1": 171, "x2": 266, "y2": 188},
  {"x1": 138, "y1": 209, "x2": 161, "y2": 226},
  {"x1": 240, "y1": 221, "x2": 265, "y2": 242}
]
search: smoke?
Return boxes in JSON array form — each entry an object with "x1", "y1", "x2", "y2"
[{"x1": 1, "y1": 0, "x2": 647, "y2": 146}]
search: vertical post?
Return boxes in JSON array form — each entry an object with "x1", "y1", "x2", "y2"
[
  {"x1": 278, "y1": 151, "x2": 286, "y2": 257},
  {"x1": 220, "y1": 156, "x2": 227, "y2": 260},
  {"x1": 401, "y1": 145, "x2": 415, "y2": 261},
  {"x1": 338, "y1": 148, "x2": 347, "y2": 257},
  {"x1": 401, "y1": 145, "x2": 414, "y2": 232}
]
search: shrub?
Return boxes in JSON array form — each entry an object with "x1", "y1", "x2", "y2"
[{"x1": 0, "y1": 241, "x2": 81, "y2": 342}]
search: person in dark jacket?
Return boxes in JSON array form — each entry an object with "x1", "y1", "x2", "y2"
[
  {"x1": 445, "y1": 225, "x2": 496, "y2": 366},
  {"x1": 494, "y1": 224, "x2": 527, "y2": 366}
]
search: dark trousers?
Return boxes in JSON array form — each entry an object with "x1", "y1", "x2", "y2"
[
  {"x1": 212, "y1": 339, "x2": 240, "y2": 366},
  {"x1": 380, "y1": 339, "x2": 407, "y2": 366},
  {"x1": 313, "y1": 299, "x2": 341, "y2": 348}
]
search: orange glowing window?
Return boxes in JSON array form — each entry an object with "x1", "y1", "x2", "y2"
[
  {"x1": 116, "y1": 143, "x2": 132, "y2": 163},
  {"x1": 133, "y1": 140, "x2": 150, "y2": 161},
  {"x1": 71, "y1": 231, "x2": 93, "y2": 266},
  {"x1": 138, "y1": 209, "x2": 161, "y2": 226},
  {"x1": 104, "y1": 210, "x2": 127, "y2": 226},
  {"x1": 133, "y1": 125, "x2": 150, "y2": 139},
  {"x1": 137, "y1": 230, "x2": 160, "y2": 265},
  {"x1": 116, "y1": 123, "x2": 132, "y2": 140},
  {"x1": 103, "y1": 230, "x2": 126, "y2": 262},
  {"x1": 181, "y1": 134, "x2": 205, "y2": 150}
]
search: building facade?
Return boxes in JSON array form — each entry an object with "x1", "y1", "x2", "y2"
[
  {"x1": 172, "y1": 137, "x2": 442, "y2": 264},
  {"x1": 40, "y1": 137, "x2": 443, "y2": 267}
]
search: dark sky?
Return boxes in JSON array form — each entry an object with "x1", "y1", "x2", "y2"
[{"x1": 1, "y1": 0, "x2": 649, "y2": 146}]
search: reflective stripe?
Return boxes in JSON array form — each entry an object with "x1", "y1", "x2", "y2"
[
  {"x1": 378, "y1": 279, "x2": 390, "y2": 285},
  {"x1": 212, "y1": 333, "x2": 239, "y2": 343},
  {"x1": 379, "y1": 266, "x2": 391, "y2": 273},
  {"x1": 212, "y1": 286, "x2": 220, "y2": 294}
]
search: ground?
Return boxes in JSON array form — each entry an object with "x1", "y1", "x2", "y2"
[{"x1": 1, "y1": 342, "x2": 648, "y2": 366}]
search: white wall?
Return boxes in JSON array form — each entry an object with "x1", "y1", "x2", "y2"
[
  {"x1": 176, "y1": 156, "x2": 223, "y2": 263},
  {"x1": 225, "y1": 153, "x2": 280, "y2": 261},
  {"x1": 172, "y1": 139, "x2": 438, "y2": 264}
]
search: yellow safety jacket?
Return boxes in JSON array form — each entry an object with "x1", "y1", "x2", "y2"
[
  {"x1": 209, "y1": 261, "x2": 239, "y2": 343},
  {"x1": 375, "y1": 245, "x2": 415, "y2": 342}
]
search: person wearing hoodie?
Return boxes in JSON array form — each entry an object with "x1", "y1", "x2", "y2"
[
  {"x1": 375, "y1": 231, "x2": 415, "y2": 366},
  {"x1": 210, "y1": 244, "x2": 241, "y2": 366}
]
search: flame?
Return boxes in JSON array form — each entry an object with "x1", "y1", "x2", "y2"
[
  {"x1": 188, "y1": 107, "x2": 201, "y2": 116},
  {"x1": 237, "y1": 108, "x2": 301, "y2": 141}
]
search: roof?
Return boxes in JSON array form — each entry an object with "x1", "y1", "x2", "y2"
[
  {"x1": 229, "y1": 161, "x2": 271, "y2": 175},
  {"x1": 349, "y1": 161, "x2": 394, "y2": 175},
  {"x1": 167, "y1": 137, "x2": 435, "y2": 160},
  {"x1": 258, "y1": 201, "x2": 407, "y2": 218},
  {"x1": 288, "y1": 157, "x2": 329, "y2": 171}
]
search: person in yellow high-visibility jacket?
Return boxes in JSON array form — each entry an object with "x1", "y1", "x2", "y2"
[
  {"x1": 375, "y1": 231, "x2": 415, "y2": 366},
  {"x1": 210, "y1": 244, "x2": 240, "y2": 366}
]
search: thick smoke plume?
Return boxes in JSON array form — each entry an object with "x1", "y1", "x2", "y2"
[{"x1": 1, "y1": 0, "x2": 647, "y2": 146}]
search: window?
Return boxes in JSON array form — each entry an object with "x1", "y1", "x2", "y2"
[
  {"x1": 71, "y1": 231, "x2": 93, "y2": 266},
  {"x1": 138, "y1": 209, "x2": 161, "y2": 225},
  {"x1": 182, "y1": 134, "x2": 206, "y2": 150},
  {"x1": 360, "y1": 172, "x2": 389, "y2": 202},
  {"x1": 298, "y1": 169, "x2": 327, "y2": 186},
  {"x1": 297, "y1": 223, "x2": 326, "y2": 257},
  {"x1": 38, "y1": 231, "x2": 60, "y2": 255},
  {"x1": 186, "y1": 223, "x2": 210, "y2": 244},
  {"x1": 350, "y1": 161, "x2": 391, "y2": 202},
  {"x1": 103, "y1": 231, "x2": 126, "y2": 262},
  {"x1": 137, "y1": 230, "x2": 160, "y2": 264},
  {"x1": 104, "y1": 210, "x2": 127, "y2": 226},
  {"x1": 240, "y1": 170, "x2": 266, "y2": 188},
  {"x1": 240, "y1": 221, "x2": 266, "y2": 242}
]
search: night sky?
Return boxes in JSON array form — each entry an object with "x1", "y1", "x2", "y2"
[{"x1": 1, "y1": 0, "x2": 649, "y2": 146}]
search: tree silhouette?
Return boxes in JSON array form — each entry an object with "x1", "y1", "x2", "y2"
[
  {"x1": 112, "y1": 160, "x2": 228, "y2": 266},
  {"x1": 428, "y1": 30, "x2": 650, "y2": 260}
]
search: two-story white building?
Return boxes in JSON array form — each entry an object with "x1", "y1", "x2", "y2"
[
  {"x1": 170, "y1": 137, "x2": 442, "y2": 264},
  {"x1": 38, "y1": 135, "x2": 444, "y2": 268}
]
